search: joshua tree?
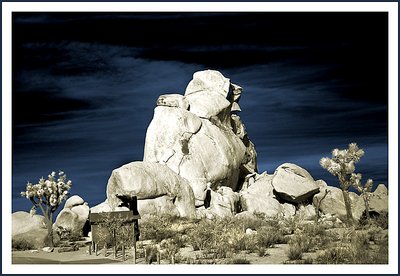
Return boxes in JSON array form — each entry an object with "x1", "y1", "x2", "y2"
[
  {"x1": 351, "y1": 173, "x2": 373, "y2": 221},
  {"x1": 320, "y1": 143, "x2": 365, "y2": 224},
  {"x1": 21, "y1": 171, "x2": 72, "y2": 247}
]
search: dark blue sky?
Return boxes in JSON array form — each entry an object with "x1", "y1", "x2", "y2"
[{"x1": 12, "y1": 12, "x2": 388, "y2": 212}]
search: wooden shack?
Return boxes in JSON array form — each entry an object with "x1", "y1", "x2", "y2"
[{"x1": 89, "y1": 210, "x2": 140, "y2": 262}]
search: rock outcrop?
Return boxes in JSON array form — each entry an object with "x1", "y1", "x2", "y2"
[
  {"x1": 12, "y1": 211, "x2": 46, "y2": 236},
  {"x1": 369, "y1": 184, "x2": 388, "y2": 214},
  {"x1": 143, "y1": 70, "x2": 257, "y2": 202},
  {"x1": 89, "y1": 69, "x2": 388, "y2": 224},
  {"x1": 106, "y1": 161, "x2": 196, "y2": 218},
  {"x1": 12, "y1": 211, "x2": 48, "y2": 249},
  {"x1": 54, "y1": 195, "x2": 89, "y2": 236}
]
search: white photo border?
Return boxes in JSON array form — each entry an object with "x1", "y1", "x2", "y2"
[{"x1": 2, "y1": 2, "x2": 398, "y2": 274}]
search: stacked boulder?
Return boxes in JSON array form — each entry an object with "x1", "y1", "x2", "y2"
[
  {"x1": 93, "y1": 70, "x2": 258, "y2": 219},
  {"x1": 94, "y1": 69, "x2": 388, "y2": 223},
  {"x1": 144, "y1": 70, "x2": 255, "y2": 199}
]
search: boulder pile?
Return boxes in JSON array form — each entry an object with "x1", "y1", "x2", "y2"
[
  {"x1": 12, "y1": 70, "x2": 389, "y2": 245},
  {"x1": 92, "y1": 70, "x2": 388, "y2": 223}
]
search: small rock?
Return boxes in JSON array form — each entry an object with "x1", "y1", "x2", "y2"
[
  {"x1": 245, "y1": 228, "x2": 256, "y2": 235},
  {"x1": 29, "y1": 249, "x2": 39, "y2": 253},
  {"x1": 322, "y1": 220, "x2": 334, "y2": 229},
  {"x1": 42, "y1": 247, "x2": 54, "y2": 253}
]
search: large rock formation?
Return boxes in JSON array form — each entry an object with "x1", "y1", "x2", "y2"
[
  {"x1": 91, "y1": 69, "x2": 388, "y2": 224},
  {"x1": 143, "y1": 70, "x2": 257, "y2": 202},
  {"x1": 105, "y1": 161, "x2": 196, "y2": 218}
]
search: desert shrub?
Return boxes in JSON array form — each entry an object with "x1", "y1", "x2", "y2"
[
  {"x1": 187, "y1": 258, "x2": 218, "y2": 264},
  {"x1": 62, "y1": 231, "x2": 82, "y2": 242},
  {"x1": 300, "y1": 223, "x2": 326, "y2": 237},
  {"x1": 264, "y1": 215, "x2": 281, "y2": 229},
  {"x1": 256, "y1": 226, "x2": 287, "y2": 248},
  {"x1": 256, "y1": 246, "x2": 268, "y2": 257},
  {"x1": 316, "y1": 245, "x2": 355, "y2": 264},
  {"x1": 303, "y1": 257, "x2": 313, "y2": 264},
  {"x1": 285, "y1": 230, "x2": 314, "y2": 261},
  {"x1": 144, "y1": 245, "x2": 158, "y2": 264},
  {"x1": 371, "y1": 239, "x2": 388, "y2": 264},
  {"x1": 56, "y1": 226, "x2": 82, "y2": 243},
  {"x1": 286, "y1": 243, "x2": 304, "y2": 260},
  {"x1": 186, "y1": 217, "x2": 267, "y2": 259},
  {"x1": 12, "y1": 239, "x2": 35, "y2": 251},
  {"x1": 299, "y1": 223, "x2": 332, "y2": 250},
  {"x1": 226, "y1": 257, "x2": 251, "y2": 264},
  {"x1": 371, "y1": 213, "x2": 388, "y2": 229},
  {"x1": 140, "y1": 215, "x2": 179, "y2": 242},
  {"x1": 290, "y1": 232, "x2": 313, "y2": 253},
  {"x1": 281, "y1": 215, "x2": 301, "y2": 234},
  {"x1": 186, "y1": 219, "x2": 214, "y2": 251},
  {"x1": 161, "y1": 237, "x2": 185, "y2": 264},
  {"x1": 316, "y1": 230, "x2": 387, "y2": 264},
  {"x1": 235, "y1": 214, "x2": 268, "y2": 231}
]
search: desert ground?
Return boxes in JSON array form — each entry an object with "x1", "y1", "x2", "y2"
[{"x1": 12, "y1": 214, "x2": 388, "y2": 265}]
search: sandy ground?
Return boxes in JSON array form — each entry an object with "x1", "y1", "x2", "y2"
[
  {"x1": 12, "y1": 247, "x2": 133, "y2": 264},
  {"x1": 12, "y1": 243, "x2": 309, "y2": 265}
]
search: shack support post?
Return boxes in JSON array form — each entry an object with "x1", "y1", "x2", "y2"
[{"x1": 132, "y1": 221, "x2": 136, "y2": 264}]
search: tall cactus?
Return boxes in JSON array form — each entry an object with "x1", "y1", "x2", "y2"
[{"x1": 320, "y1": 143, "x2": 365, "y2": 224}]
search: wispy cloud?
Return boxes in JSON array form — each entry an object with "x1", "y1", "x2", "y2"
[{"x1": 12, "y1": 12, "x2": 388, "y2": 212}]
